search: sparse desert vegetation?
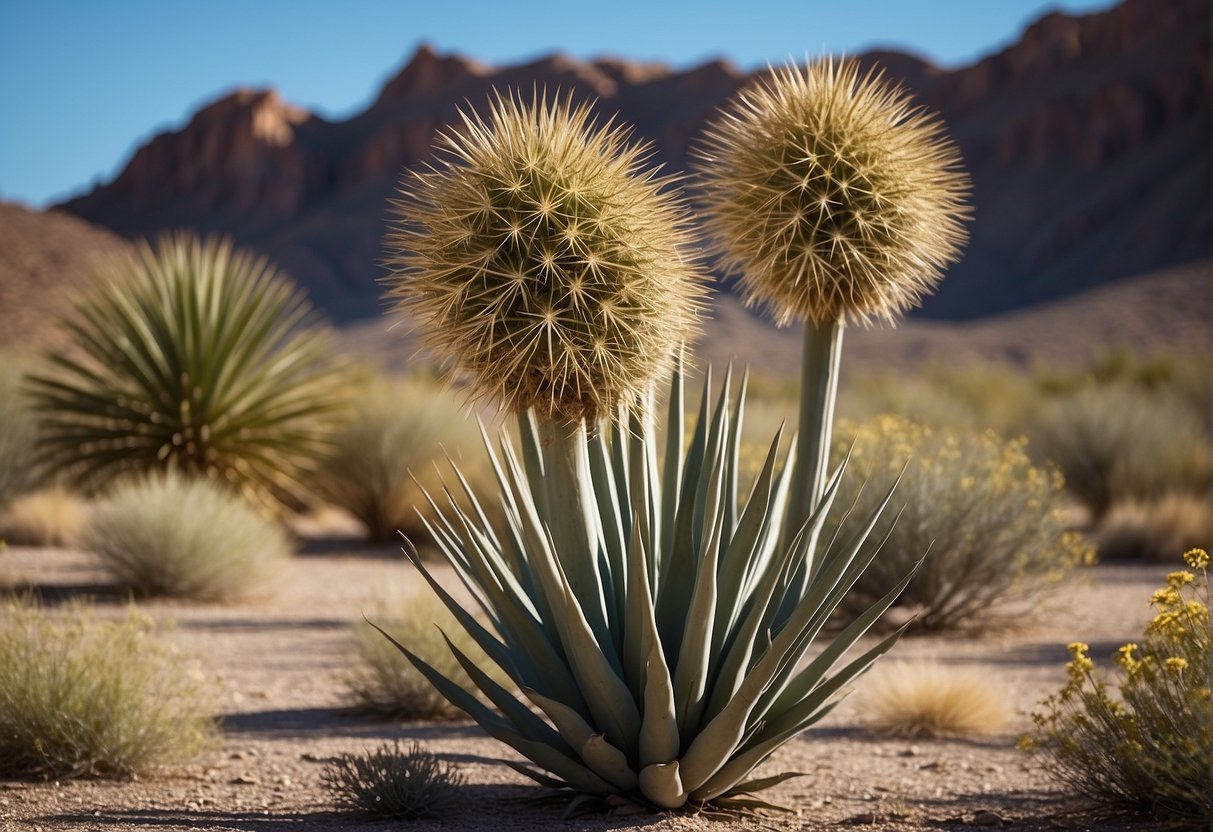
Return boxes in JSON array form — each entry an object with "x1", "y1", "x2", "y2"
[
  {"x1": 0, "y1": 599, "x2": 215, "y2": 779},
  {"x1": 0, "y1": 3, "x2": 1206, "y2": 825}
]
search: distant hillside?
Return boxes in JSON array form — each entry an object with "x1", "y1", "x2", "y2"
[
  {"x1": 0, "y1": 202, "x2": 132, "y2": 351},
  {"x1": 57, "y1": 0, "x2": 1210, "y2": 325}
]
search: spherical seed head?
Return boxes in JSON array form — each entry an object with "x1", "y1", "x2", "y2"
[
  {"x1": 385, "y1": 91, "x2": 706, "y2": 424},
  {"x1": 696, "y1": 57, "x2": 971, "y2": 326}
]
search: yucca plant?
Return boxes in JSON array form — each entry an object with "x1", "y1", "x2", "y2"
[
  {"x1": 381, "y1": 90, "x2": 916, "y2": 813},
  {"x1": 27, "y1": 234, "x2": 348, "y2": 510},
  {"x1": 696, "y1": 58, "x2": 970, "y2": 593}
]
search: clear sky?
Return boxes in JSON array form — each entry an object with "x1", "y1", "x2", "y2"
[{"x1": 0, "y1": 0, "x2": 1116, "y2": 208}]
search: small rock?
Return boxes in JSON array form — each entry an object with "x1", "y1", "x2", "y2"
[
  {"x1": 847, "y1": 812, "x2": 878, "y2": 825},
  {"x1": 300, "y1": 752, "x2": 324, "y2": 763},
  {"x1": 230, "y1": 775, "x2": 258, "y2": 786},
  {"x1": 899, "y1": 745, "x2": 921, "y2": 757}
]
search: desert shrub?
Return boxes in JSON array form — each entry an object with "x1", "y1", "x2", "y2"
[
  {"x1": 829, "y1": 416, "x2": 1091, "y2": 631},
  {"x1": 1024, "y1": 549, "x2": 1211, "y2": 828},
  {"x1": 317, "y1": 376, "x2": 488, "y2": 543},
  {"x1": 345, "y1": 592, "x2": 496, "y2": 719},
  {"x1": 0, "y1": 353, "x2": 44, "y2": 511},
  {"x1": 0, "y1": 599, "x2": 215, "y2": 779},
  {"x1": 857, "y1": 661, "x2": 1010, "y2": 739},
  {"x1": 322, "y1": 741, "x2": 462, "y2": 819},
  {"x1": 0, "y1": 486, "x2": 90, "y2": 547},
  {"x1": 1097, "y1": 493, "x2": 1212, "y2": 563},
  {"x1": 1035, "y1": 347, "x2": 1211, "y2": 411},
  {"x1": 83, "y1": 472, "x2": 292, "y2": 601},
  {"x1": 1028, "y1": 385, "x2": 1211, "y2": 520},
  {"x1": 26, "y1": 234, "x2": 349, "y2": 512}
]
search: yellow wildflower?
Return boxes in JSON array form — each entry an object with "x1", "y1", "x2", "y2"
[
  {"x1": 1167, "y1": 570, "x2": 1195, "y2": 589},
  {"x1": 1165, "y1": 657, "x2": 1189, "y2": 672},
  {"x1": 1151, "y1": 587, "x2": 1181, "y2": 607},
  {"x1": 1184, "y1": 548, "x2": 1210, "y2": 570}
]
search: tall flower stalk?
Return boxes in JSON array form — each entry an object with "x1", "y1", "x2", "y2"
[
  {"x1": 697, "y1": 58, "x2": 970, "y2": 604},
  {"x1": 382, "y1": 90, "x2": 915, "y2": 811}
]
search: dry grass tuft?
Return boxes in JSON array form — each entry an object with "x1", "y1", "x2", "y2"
[
  {"x1": 0, "y1": 486, "x2": 90, "y2": 548},
  {"x1": 858, "y1": 661, "x2": 1011, "y2": 739},
  {"x1": 322, "y1": 740, "x2": 462, "y2": 819},
  {"x1": 1097, "y1": 493, "x2": 1212, "y2": 563}
]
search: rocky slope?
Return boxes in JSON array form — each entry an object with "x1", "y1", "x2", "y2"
[
  {"x1": 52, "y1": 0, "x2": 1213, "y2": 323},
  {"x1": 0, "y1": 202, "x2": 133, "y2": 351}
]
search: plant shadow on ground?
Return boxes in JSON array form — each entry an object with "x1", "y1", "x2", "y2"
[
  {"x1": 963, "y1": 640, "x2": 1129, "y2": 668},
  {"x1": 219, "y1": 708, "x2": 491, "y2": 742},
  {"x1": 294, "y1": 535, "x2": 405, "y2": 560},
  {"x1": 0, "y1": 579, "x2": 133, "y2": 606},
  {"x1": 40, "y1": 784, "x2": 670, "y2": 831}
]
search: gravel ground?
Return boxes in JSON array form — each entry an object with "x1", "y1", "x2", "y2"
[{"x1": 0, "y1": 540, "x2": 1178, "y2": 832}]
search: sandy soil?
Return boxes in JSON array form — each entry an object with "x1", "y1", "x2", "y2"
[{"x1": 0, "y1": 540, "x2": 1178, "y2": 832}]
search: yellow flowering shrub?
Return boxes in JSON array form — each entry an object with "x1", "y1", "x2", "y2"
[
  {"x1": 1024, "y1": 550, "x2": 1211, "y2": 827},
  {"x1": 828, "y1": 416, "x2": 1091, "y2": 630}
]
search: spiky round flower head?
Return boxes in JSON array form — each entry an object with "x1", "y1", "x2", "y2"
[
  {"x1": 696, "y1": 57, "x2": 970, "y2": 326},
  {"x1": 385, "y1": 91, "x2": 706, "y2": 424}
]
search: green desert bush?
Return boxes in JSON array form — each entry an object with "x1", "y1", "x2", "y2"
[
  {"x1": 1028, "y1": 385, "x2": 1211, "y2": 520},
  {"x1": 0, "y1": 486, "x2": 90, "y2": 548},
  {"x1": 857, "y1": 661, "x2": 1011, "y2": 739},
  {"x1": 0, "y1": 599, "x2": 215, "y2": 779},
  {"x1": 83, "y1": 471, "x2": 292, "y2": 601},
  {"x1": 318, "y1": 376, "x2": 488, "y2": 543},
  {"x1": 0, "y1": 353, "x2": 44, "y2": 511},
  {"x1": 1096, "y1": 493, "x2": 1212, "y2": 563},
  {"x1": 829, "y1": 416, "x2": 1091, "y2": 631},
  {"x1": 323, "y1": 741, "x2": 463, "y2": 819},
  {"x1": 1024, "y1": 549, "x2": 1211, "y2": 828},
  {"x1": 27, "y1": 234, "x2": 349, "y2": 511},
  {"x1": 344, "y1": 592, "x2": 496, "y2": 719}
]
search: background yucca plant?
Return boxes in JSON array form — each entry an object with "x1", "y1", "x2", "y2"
[
  {"x1": 0, "y1": 351, "x2": 45, "y2": 512},
  {"x1": 381, "y1": 89, "x2": 915, "y2": 812},
  {"x1": 27, "y1": 234, "x2": 348, "y2": 511}
]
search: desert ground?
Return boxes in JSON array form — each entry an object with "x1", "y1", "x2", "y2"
[{"x1": 0, "y1": 533, "x2": 1176, "y2": 832}]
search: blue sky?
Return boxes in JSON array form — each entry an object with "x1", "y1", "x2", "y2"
[{"x1": 0, "y1": 0, "x2": 1116, "y2": 208}]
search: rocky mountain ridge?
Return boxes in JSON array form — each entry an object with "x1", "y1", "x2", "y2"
[{"x1": 60, "y1": 0, "x2": 1211, "y2": 323}]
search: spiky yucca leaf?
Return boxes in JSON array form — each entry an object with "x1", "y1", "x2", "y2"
[
  {"x1": 27, "y1": 234, "x2": 348, "y2": 510},
  {"x1": 385, "y1": 91, "x2": 706, "y2": 424},
  {"x1": 696, "y1": 57, "x2": 969, "y2": 327},
  {"x1": 382, "y1": 367, "x2": 913, "y2": 811}
]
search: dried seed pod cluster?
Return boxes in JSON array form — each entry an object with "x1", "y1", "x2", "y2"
[
  {"x1": 697, "y1": 58, "x2": 970, "y2": 326},
  {"x1": 386, "y1": 92, "x2": 705, "y2": 424}
]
